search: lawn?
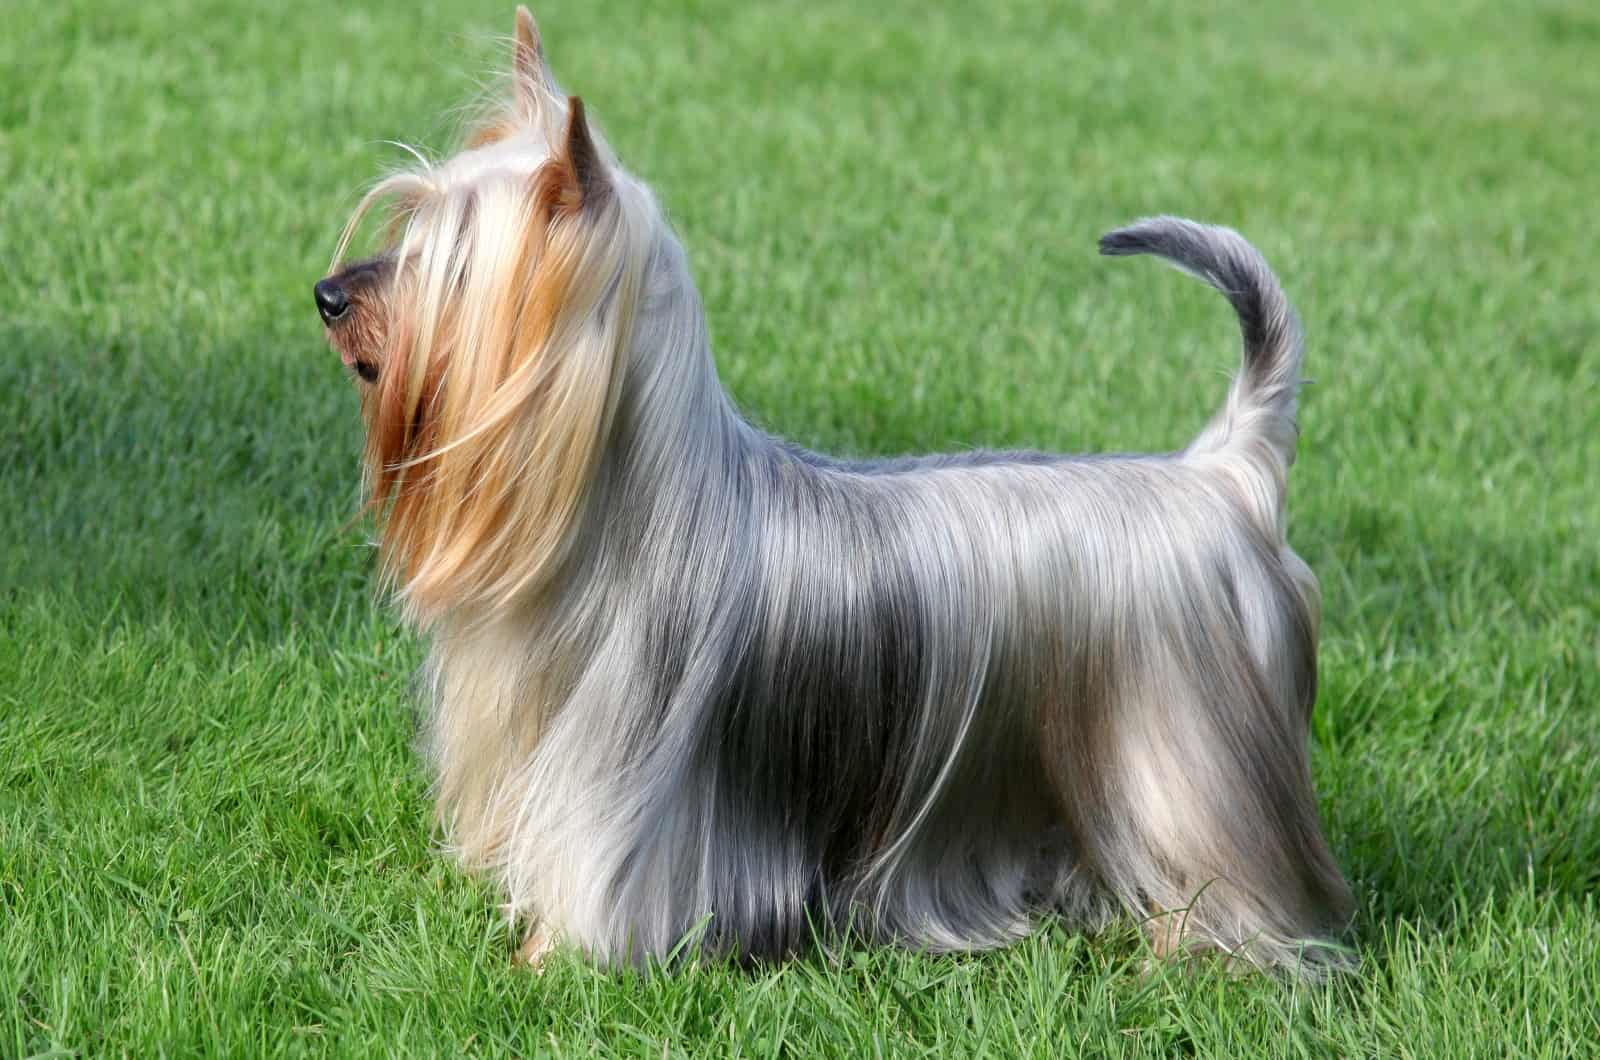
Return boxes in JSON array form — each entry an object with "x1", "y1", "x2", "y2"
[{"x1": 3, "y1": 0, "x2": 1597, "y2": 1055}]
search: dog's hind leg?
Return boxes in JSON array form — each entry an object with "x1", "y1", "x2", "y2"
[{"x1": 1042, "y1": 562, "x2": 1351, "y2": 976}]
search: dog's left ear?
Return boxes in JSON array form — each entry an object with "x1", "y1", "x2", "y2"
[
  {"x1": 513, "y1": 6, "x2": 558, "y2": 106},
  {"x1": 538, "y1": 97, "x2": 608, "y2": 214}
]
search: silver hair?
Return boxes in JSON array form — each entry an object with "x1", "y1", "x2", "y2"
[{"x1": 318, "y1": 6, "x2": 1352, "y2": 978}]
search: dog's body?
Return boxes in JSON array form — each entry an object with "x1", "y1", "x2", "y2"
[{"x1": 316, "y1": 7, "x2": 1351, "y2": 975}]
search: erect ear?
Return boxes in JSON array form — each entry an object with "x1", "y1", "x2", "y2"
[
  {"x1": 513, "y1": 5, "x2": 556, "y2": 102},
  {"x1": 539, "y1": 97, "x2": 608, "y2": 214}
]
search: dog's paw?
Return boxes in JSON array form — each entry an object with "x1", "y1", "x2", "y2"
[{"x1": 516, "y1": 922, "x2": 559, "y2": 971}]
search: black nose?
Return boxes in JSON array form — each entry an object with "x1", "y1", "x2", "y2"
[{"x1": 314, "y1": 278, "x2": 349, "y2": 323}]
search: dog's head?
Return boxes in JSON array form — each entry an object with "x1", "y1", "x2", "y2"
[{"x1": 316, "y1": 6, "x2": 661, "y2": 621}]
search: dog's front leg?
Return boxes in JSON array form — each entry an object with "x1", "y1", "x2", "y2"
[{"x1": 516, "y1": 920, "x2": 560, "y2": 970}]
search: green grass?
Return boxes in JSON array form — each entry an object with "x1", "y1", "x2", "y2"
[{"x1": 3, "y1": 0, "x2": 1597, "y2": 1054}]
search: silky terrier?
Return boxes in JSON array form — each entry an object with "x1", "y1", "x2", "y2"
[{"x1": 315, "y1": 7, "x2": 1352, "y2": 976}]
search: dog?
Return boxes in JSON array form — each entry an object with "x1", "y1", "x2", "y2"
[{"x1": 314, "y1": 6, "x2": 1353, "y2": 976}]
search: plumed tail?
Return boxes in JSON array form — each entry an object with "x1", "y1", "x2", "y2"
[{"x1": 1100, "y1": 216, "x2": 1304, "y2": 533}]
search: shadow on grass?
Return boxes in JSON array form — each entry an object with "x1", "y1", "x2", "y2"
[{"x1": 1, "y1": 319, "x2": 381, "y2": 651}]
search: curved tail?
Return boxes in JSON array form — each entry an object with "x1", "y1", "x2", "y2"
[{"x1": 1100, "y1": 216, "x2": 1304, "y2": 531}]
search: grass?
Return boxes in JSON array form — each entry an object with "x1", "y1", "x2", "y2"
[{"x1": 3, "y1": 0, "x2": 1597, "y2": 1054}]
